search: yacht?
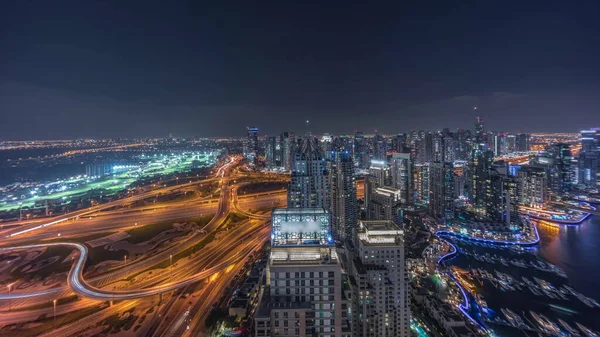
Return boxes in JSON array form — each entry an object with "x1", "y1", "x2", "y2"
[
  {"x1": 501, "y1": 308, "x2": 529, "y2": 329},
  {"x1": 529, "y1": 286, "x2": 542, "y2": 296},
  {"x1": 575, "y1": 322, "x2": 599, "y2": 337},
  {"x1": 530, "y1": 311, "x2": 561, "y2": 335},
  {"x1": 558, "y1": 319, "x2": 581, "y2": 336}
]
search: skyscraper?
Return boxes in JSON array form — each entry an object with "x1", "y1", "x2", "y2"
[
  {"x1": 391, "y1": 133, "x2": 407, "y2": 153},
  {"x1": 517, "y1": 166, "x2": 548, "y2": 207},
  {"x1": 429, "y1": 162, "x2": 455, "y2": 222},
  {"x1": 372, "y1": 132, "x2": 387, "y2": 161},
  {"x1": 265, "y1": 136, "x2": 278, "y2": 168},
  {"x1": 280, "y1": 131, "x2": 295, "y2": 171},
  {"x1": 329, "y1": 150, "x2": 357, "y2": 242},
  {"x1": 469, "y1": 150, "x2": 494, "y2": 213},
  {"x1": 255, "y1": 209, "x2": 351, "y2": 337},
  {"x1": 354, "y1": 131, "x2": 370, "y2": 169},
  {"x1": 493, "y1": 133, "x2": 507, "y2": 156},
  {"x1": 287, "y1": 137, "x2": 330, "y2": 208},
  {"x1": 245, "y1": 126, "x2": 259, "y2": 164},
  {"x1": 390, "y1": 153, "x2": 413, "y2": 205},
  {"x1": 515, "y1": 133, "x2": 531, "y2": 152},
  {"x1": 351, "y1": 220, "x2": 409, "y2": 337},
  {"x1": 578, "y1": 129, "x2": 599, "y2": 188},
  {"x1": 368, "y1": 160, "x2": 389, "y2": 187},
  {"x1": 366, "y1": 186, "x2": 404, "y2": 223},
  {"x1": 486, "y1": 167, "x2": 519, "y2": 227},
  {"x1": 474, "y1": 116, "x2": 486, "y2": 151},
  {"x1": 547, "y1": 143, "x2": 573, "y2": 193},
  {"x1": 413, "y1": 163, "x2": 430, "y2": 206}
]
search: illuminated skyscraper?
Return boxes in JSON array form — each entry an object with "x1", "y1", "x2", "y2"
[
  {"x1": 429, "y1": 162, "x2": 454, "y2": 222},
  {"x1": 474, "y1": 116, "x2": 486, "y2": 151},
  {"x1": 579, "y1": 129, "x2": 599, "y2": 188},
  {"x1": 390, "y1": 153, "x2": 413, "y2": 205},
  {"x1": 287, "y1": 137, "x2": 330, "y2": 208},
  {"x1": 515, "y1": 133, "x2": 531, "y2": 152},
  {"x1": 372, "y1": 132, "x2": 387, "y2": 161},
  {"x1": 255, "y1": 209, "x2": 351, "y2": 337},
  {"x1": 366, "y1": 186, "x2": 403, "y2": 223},
  {"x1": 354, "y1": 131, "x2": 369, "y2": 169},
  {"x1": 265, "y1": 136, "x2": 278, "y2": 168},
  {"x1": 413, "y1": 163, "x2": 430, "y2": 206},
  {"x1": 280, "y1": 131, "x2": 295, "y2": 171},
  {"x1": 351, "y1": 221, "x2": 409, "y2": 337},
  {"x1": 368, "y1": 160, "x2": 389, "y2": 187},
  {"x1": 468, "y1": 150, "x2": 494, "y2": 213},
  {"x1": 329, "y1": 150, "x2": 357, "y2": 242},
  {"x1": 244, "y1": 126, "x2": 259, "y2": 164},
  {"x1": 517, "y1": 166, "x2": 548, "y2": 207}
]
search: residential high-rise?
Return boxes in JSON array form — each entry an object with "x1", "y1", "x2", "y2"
[
  {"x1": 265, "y1": 136, "x2": 278, "y2": 168},
  {"x1": 255, "y1": 208, "x2": 352, "y2": 337},
  {"x1": 515, "y1": 133, "x2": 531, "y2": 152},
  {"x1": 578, "y1": 129, "x2": 599, "y2": 188},
  {"x1": 245, "y1": 126, "x2": 259, "y2": 164},
  {"x1": 390, "y1": 153, "x2": 413, "y2": 205},
  {"x1": 288, "y1": 137, "x2": 330, "y2": 208},
  {"x1": 329, "y1": 151, "x2": 357, "y2": 242},
  {"x1": 429, "y1": 162, "x2": 454, "y2": 222},
  {"x1": 391, "y1": 133, "x2": 407, "y2": 153},
  {"x1": 372, "y1": 133, "x2": 387, "y2": 161},
  {"x1": 413, "y1": 163, "x2": 430, "y2": 206},
  {"x1": 493, "y1": 133, "x2": 507, "y2": 156},
  {"x1": 366, "y1": 186, "x2": 403, "y2": 223},
  {"x1": 517, "y1": 166, "x2": 548, "y2": 207},
  {"x1": 351, "y1": 220, "x2": 409, "y2": 337},
  {"x1": 486, "y1": 167, "x2": 519, "y2": 227},
  {"x1": 416, "y1": 132, "x2": 434, "y2": 164},
  {"x1": 506, "y1": 134, "x2": 516, "y2": 153},
  {"x1": 280, "y1": 131, "x2": 295, "y2": 171},
  {"x1": 468, "y1": 150, "x2": 494, "y2": 213},
  {"x1": 443, "y1": 132, "x2": 456, "y2": 163},
  {"x1": 368, "y1": 160, "x2": 389, "y2": 187},
  {"x1": 432, "y1": 133, "x2": 445, "y2": 162},
  {"x1": 546, "y1": 143, "x2": 573, "y2": 194},
  {"x1": 474, "y1": 116, "x2": 486, "y2": 151},
  {"x1": 454, "y1": 129, "x2": 472, "y2": 161},
  {"x1": 321, "y1": 134, "x2": 334, "y2": 160},
  {"x1": 354, "y1": 131, "x2": 370, "y2": 169}
]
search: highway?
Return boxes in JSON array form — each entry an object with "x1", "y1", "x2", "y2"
[
  {"x1": 0, "y1": 157, "x2": 236, "y2": 239},
  {"x1": 0, "y1": 156, "x2": 278, "y2": 335}
]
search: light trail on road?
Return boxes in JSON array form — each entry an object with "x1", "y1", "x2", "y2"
[{"x1": 0, "y1": 231, "x2": 267, "y2": 301}]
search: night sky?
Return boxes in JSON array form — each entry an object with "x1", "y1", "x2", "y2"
[{"x1": 1, "y1": 1, "x2": 599, "y2": 140}]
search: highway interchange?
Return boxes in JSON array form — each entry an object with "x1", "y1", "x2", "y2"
[{"x1": 0, "y1": 156, "x2": 287, "y2": 336}]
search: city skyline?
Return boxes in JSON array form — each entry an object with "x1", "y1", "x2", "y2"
[
  {"x1": 2, "y1": 2, "x2": 600, "y2": 336},
  {"x1": 2, "y1": 1, "x2": 600, "y2": 139}
]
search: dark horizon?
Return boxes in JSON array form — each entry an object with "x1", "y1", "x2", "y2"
[{"x1": 2, "y1": 0, "x2": 600, "y2": 140}]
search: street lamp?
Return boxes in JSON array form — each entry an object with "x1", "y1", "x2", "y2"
[
  {"x1": 53, "y1": 299, "x2": 57, "y2": 329},
  {"x1": 7, "y1": 283, "x2": 13, "y2": 311}
]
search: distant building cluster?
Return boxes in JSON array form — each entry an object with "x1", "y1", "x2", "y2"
[{"x1": 246, "y1": 117, "x2": 600, "y2": 337}]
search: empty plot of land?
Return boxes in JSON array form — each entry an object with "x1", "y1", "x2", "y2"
[{"x1": 86, "y1": 232, "x2": 131, "y2": 248}]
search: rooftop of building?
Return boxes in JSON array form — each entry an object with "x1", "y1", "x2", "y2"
[
  {"x1": 357, "y1": 220, "x2": 404, "y2": 246},
  {"x1": 270, "y1": 246, "x2": 339, "y2": 265},
  {"x1": 272, "y1": 207, "x2": 329, "y2": 215},
  {"x1": 373, "y1": 186, "x2": 401, "y2": 197}
]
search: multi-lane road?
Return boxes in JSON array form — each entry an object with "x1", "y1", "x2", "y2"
[{"x1": 0, "y1": 156, "x2": 283, "y2": 335}]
